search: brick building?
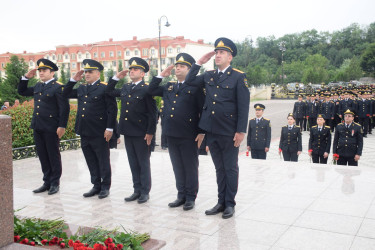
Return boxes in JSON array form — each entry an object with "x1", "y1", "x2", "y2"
[{"x1": 0, "y1": 36, "x2": 214, "y2": 80}]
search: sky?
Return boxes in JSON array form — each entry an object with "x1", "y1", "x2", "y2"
[{"x1": 0, "y1": 0, "x2": 374, "y2": 54}]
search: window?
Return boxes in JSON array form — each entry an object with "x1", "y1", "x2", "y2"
[
  {"x1": 78, "y1": 53, "x2": 82, "y2": 59},
  {"x1": 153, "y1": 59, "x2": 158, "y2": 66},
  {"x1": 46, "y1": 56, "x2": 50, "y2": 60},
  {"x1": 71, "y1": 62, "x2": 76, "y2": 69},
  {"x1": 101, "y1": 52, "x2": 105, "y2": 58},
  {"x1": 86, "y1": 53, "x2": 90, "y2": 58},
  {"x1": 177, "y1": 47, "x2": 181, "y2": 53},
  {"x1": 117, "y1": 51, "x2": 121, "y2": 57},
  {"x1": 162, "y1": 58, "x2": 165, "y2": 65},
  {"x1": 112, "y1": 61, "x2": 116, "y2": 67},
  {"x1": 151, "y1": 49, "x2": 155, "y2": 55},
  {"x1": 52, "y1": 55, "x2": 56, "y2": 60},
  {"x1": 103, "y1": 61, "x2": 108, "y2": 67},
  {"x1": 169, "y1": 58, "x2": 175, "y2": 64},
  {"x1": 161, "y1": 47, "x2": 165, "y2": 55},
  {"x1": 168, "y1": 48, "x2": 173, "y2": 53},
  {"x1": 134, "y1": 50, "x2": 139, "y2": 56},
  {"x1": 126, "y1": 50, "x2": 130, "y2": 56},
  {"x1": 58, "y1": 54, "x2": 62, "y2": 60},
  {"x1": 142, "y1": 49, "x2": 148, "y2": 56},
  {"x1": 64, "y1": 54, "x2": 69, "y2": 60},
  {"x1": 29, "y1": 61, "x2": 34, "y2": 66},
  {"x1": 125, "y1": 60, "x2": 129, "y2": 67},
  {"x1": 71, "y1": 53, "x2": 76, "y2": 60},
  {"x1": 93, "y1": 52, "x2": 97, "y2": 58},
  {"x1": 110, "y1": 51, "x2": 114, "y2": 57},
  {"x1": 1, "y1": 63, "x2": 4, "y2": 68}
]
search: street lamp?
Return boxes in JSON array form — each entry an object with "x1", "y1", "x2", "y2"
[
  {"x1": 158, "y1": 15, "x2": 170, "y2": 74},
  {"x1": 279, "y1": 41, "x2": 286, "y2": 85}
]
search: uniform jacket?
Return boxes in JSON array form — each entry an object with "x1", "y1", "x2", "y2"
[
  {"x1": 148, "y1": 76, "x2": 205, "y2": 139},
  {"x1": 106, "y1": 78, "x2": 157, "y2": 136},
  {"x1": 306, "y1": 101, "x2": 318, "y2": 118},
  {"x1": 247, "y1": 117, "x2": 271, "y2": 150},
  {"x1": 339, "y1": 99, "x2": 354, "y2": 115},
  {"x1": 279, "y1": 125, "x2": 302, "y2": 152},
  {"x1": 185, "y1": 64, "x2": 250, "y2": 136},
  {"x1": 356, "y1": 99, "x2": 372, "y2": 118},
  {"x1": 63, "y1": 79, "x2": 117, "y2": 137},
  {"x1": 18, "y1": 78, "x2": 69, "y2": 133},
  {"x1": 333, "y1": 122, "x2": 363, "y2": 157},
  {"x1": 308, "y1": 125, "x2": 331, "y2": 155},
  {"x1": 293, "y1": 101, "x2": 306, "y2": 119},
  {"x1": 319, "y1": 101, "x2": 334, "y2": 119}
]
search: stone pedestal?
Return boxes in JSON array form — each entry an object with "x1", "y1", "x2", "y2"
[{"x1": 0, "y1": 115, "x2": 13, "y2": 247}]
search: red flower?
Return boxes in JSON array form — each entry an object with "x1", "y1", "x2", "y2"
[
  {"x1": 108, "y1": 243, "x2": 115, "y2": 250},
  {"x1": 41, "y1": 239, "x2": 48, "y2": 245},
  {"x1": 94, "y1": 244, "x2": 105, "y2": 250},
  {"x1": 60, "y1": 242, "x2": 66, "y2": 248},
  {"x1": 333, "y1": 153, "x2": 339, "y2": 160},
  {"x1": 308, "y1": 149, "x2": 313, "y2": 153},
  {"x1": 278, "y1": 148, "x2": 282, "y2": 153},
  {"x1": 30, "y1": 241, "x2": 36, "y2": 246},
  {"x1": 53, "y1": 237, "x2": 59, "y2": 242},
  {"x1": 14, "y1": 235, "x2": 20, "y2": 242},
  {"x1": 75, "y1": 240, "x2": 81, "y2": 243},
  {"x1": 117, "y1": 244, "x2": 123, "y2": 250},
  {"x1": 68, "y1": 239, "x2": 74, "y2": 247},
  {"x1": 20, "y1": 238, "x2": 29, "y2": 244},
  {"x1": 104, "y1": 238, "x2": 113, "y2": 246},
  {"x1": 49, "y1": 241, "x2": 56, "y2": 246}
]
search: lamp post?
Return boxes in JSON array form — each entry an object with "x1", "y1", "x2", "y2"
[
  {"x1": 279, "y1": 41, "x2": 286, "y2": 85},
  {"x1": 158, "y1": 15, "x2": 170, "y2": 74}
]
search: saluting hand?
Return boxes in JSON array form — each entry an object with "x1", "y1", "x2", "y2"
[
  {"x1": 25, "y1": 69, "x2": 38, "y2": 79},
  {"x1": 195, "y1": 133, "x2": 205, "y2": 148},
  {"x1": 104, "y1": 130, "x2": 113, "y2": 142},
  {"x1": 233, "y1": 132, "x2": 245, "y2": 147},
  {"x1": 160, "y1": 65, "x2": 174, "y2": 78},
  {"x1": 144, "y1": 134, "x2": 153, "y2": 146},
  {"x1": 56, "y1": 127, "x2": 65, "y2": 139},
  {"x1": 73, "y1": 70, "x2": 84, "y2": 82},
  {"x1": 116, "y1": 70, "x2": 129, "y2": 79},
  {"x1": 197, "y1": 51, "x2": 216, "y2": 65}
]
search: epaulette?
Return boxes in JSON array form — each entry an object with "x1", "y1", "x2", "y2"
[
  {"x1": 264, "y1": 118, "x2": 270, "y2": 121},
  {"x1": 251, "y1": 118, "x2": 255, "y2": 120},
  {"x1": 170, "y1": 81, "x2": 177, "y2": 83},
  {"x1": 233, "y1": 68, "x2": 244, "y2": 74},
  {"x1": 144, "y1": 82, "x2": 149, "y2": 85},
  {"x1": 295, "y1": 125, "x2": 300, "y2": 128},
  {"x1": 100, "y1": 82, "x2": 108, "y2": 85},
  {"x1": 354, "y1": 122, "x2": 361, "y2": 126},
  {"x1": 325, "y1": 126, "x2": 330, "y2": 128},
  {"x1": 283, "y1": 125, "x2": 287, "y2": 127},
  {"x1": 337, "y1": 123, "x2": 343, "y2": 126},
  {"x1": 312, "y1": 125, "x2": 317, "y2": 128},
  {"x1": 56, "y1": 81, "x2": 63, "y2": 85},
  {"x1": 208, "y1": 69, "x2": 215, "y2": 72}
]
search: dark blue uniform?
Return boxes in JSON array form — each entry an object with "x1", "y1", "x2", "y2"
[
  {"x1": 319, "y1": 101, "x2": 334, "y2": 127},
  {"x1": 339, "y1": 99, "x2": 354, "y2": 117},
  {"x1": 246, "y1": 117, "x2": 271, "y2": 159},
  {"x1": 185, "y1": 63, "x2": 250, "y2": 208},
  {"x1": 63, "y1": 79, "x2": 117, "y2": 192},
  {"x1": 107, "y1": 78, "x2": 157, "y2": 196},
  {"x1": 279, "y1": 125, "x2": 302, "y2": 162},
  {"x1": 306, "y1": 101, "x2": 319, "y2": 128},
  {"x1": 333, "y1": 122, "x2": 363, "y2": 166},
  {"x1": 148, "y1": 76, "x2": 205, "y2": 201},
  {"x1": 308, "y1": 125, "x2": 331, "y2": 164},
  {"x1": 356, "y1": 99, "x2": 372, "y2": 136},
  {"x1": 293, "y1": 101, "x2": 306, "y2": 130},
  {"x1": 332, "y1": 99, "x2": 341, "y2": 132},
  {"x1": 18, "y1": 78, "x2": 69, "y2": 188}
]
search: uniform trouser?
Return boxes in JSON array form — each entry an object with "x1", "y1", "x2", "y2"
[
  {"x1": 81, "y1": 136, "x2": 111, "y2": 190},
  {"x1": 251, "y1": 149, "x2": 267, "y2": 159},
  {"x1": 303, "y1": 118, "x2": 307, "y2": 131},
  {"x1": 296, "y1": 118, "x2": 303, "y2": 130},
  {"x1": 358, "y1": 117, "x2": 369, "y2": 135},
  {"x1": 167, "y1": 136, "x2": 199, "y2": 201},
  {"x1": 282, "y1": 150, "x2": 299, "y2": 162},
  {"x1": 34, "y1": 130, "x2": 62, "y2": 187},
  {"x1": 308, "y1": 117, "x2": 317, "y2": 128},
  {"x1": 312, "y1": 154, "x2": 328, "y2": 164},
  {"x1": 124, "y1": 135, "x2": 151, "y2": 195},
  {"x1": 337, "y1": 156, "x2": 358, "y2": 166},
  {"x1": 207, "y1": 133, "x2": 239, "y2": 208}
]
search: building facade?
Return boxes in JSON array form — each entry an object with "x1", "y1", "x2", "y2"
[{"x1": 0, "y1": 36, "x2": 214, "y2": 81}]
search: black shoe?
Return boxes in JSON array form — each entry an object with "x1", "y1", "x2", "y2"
[
  {"x1": 168, "y1": 199, "x2": 186, "y2": 208},
  {"x1": 183, "y1": 201, "x2": 195, "y2": 211},
  {"x1": 222, "y1": 207, "x2": 235, "y2": 219},
  {"x1": 48, "y1": 186, "x2": 59, "y2": 195},
  {"x1": 364, "y1": 134, "x2": 368, "y2": 138},
  {"x1": 98, "y1": 189, "x2": 110, "y2": 199},
  {"x1": 83, "y1": 188, "x2": 100, "y2": 197},
  {"x1": 124, "y1": 193, "x2": 140, "y2": 202},
  {"x1": 33, "y1": 184, "x2": 50, "y2": 193},
  {"x1": 205, "y1": 204, "x2": 225, "y2": 215},
  {"x1": 137, "y1": 194, "x2": 149, "y2": 204}
]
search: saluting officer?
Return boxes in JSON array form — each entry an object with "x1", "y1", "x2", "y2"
[
  {"x1": 293, "y1": 94, "x2": 306, "y2": 131},
  {"x1": 63, "y1": 59, "x2": 117, "y2": 199},
  {"x1": 308, "y1": 114, "x2": 331, "y2": 164},
  {"x1": 247, "y1": 104, "x2": 271, "y2": 159},
  {"x1": 279, "y1": 113, "x2": 302, "y2": 162},
  {"x1": 107, "y1": 57, "x2": 157, "y2": 204},
  {"x1": 148, "y1": 53, "x2": 205, "y2": 210},
  {"x1": 333, "y1": 109, "x2": 363, "y2": 166},
  {"x1": 18, "y1": 59, "x2": 69, "y2": 195},
  {"x1": 185, "y1": 38, "x2": 250, "y2": 219},
  {"x1": 356, "y1": 91, "x2": 372, "y2": 138}
]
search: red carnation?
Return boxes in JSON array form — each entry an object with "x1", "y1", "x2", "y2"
[
  {"x1": 53, "y1": 237, "x2": 59, "y2": 242},
  {"x1": 108, "y1": 242, "x2": 115, "y2": 250},
  {"x1": 14, "y1": 235, "x2": 20, "y2": 242},
  {"x1": 30, "y1": 241, "x2": 36, "y2": 246},
  {"x1": 41, "y1": 239, "x2": 48, "y2": 245},
  {"x1": 20, "y1": 238, "x2": 29, "y2": 244},
  {"x1": 117, "y1": 244, "x2": 123, "y2": 249},
  {"x1": 68, "y1": 239, "x2": 74, "y2": 247},
  {"x1": 60, "y1": 242, "x2": 66, "y2": 248},
  {"x1": 94, "y1": 243, "x2": 105, "y2": 250},
  {"x1": 278, "y1": 148, "x2": 282, "y2": 153},
  {"x1": 308, "y1": 149, "x2": 313, "y2": 153},
  {"x1": 49, "y1": 241, "x2": 56, "y2": 246},
  {"x1": 75, "y1": 240, "x2": 81, "y2": 243}
]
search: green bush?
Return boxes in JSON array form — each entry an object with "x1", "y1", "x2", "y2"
[{"x1": 0, "y1": 100, "x2": 77, "y2": 148}]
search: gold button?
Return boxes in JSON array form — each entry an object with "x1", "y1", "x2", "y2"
[
  {"x1": 49, "y1": 115, "x2": 52, "y2": 117},
  {"x1": 38, "y1": 99, "x2": 41, "y2": 102},
  {"x1": 214, "y1": 94, "x2": 217, "y2": 97},
  {"x1": 37, "y1": 106, "x2": 39, "y2": 108},
  {"x1": 100, "y1": 117, "x2": 102, "y2": 120},
  {"x1": 173, "y1": 101, "x2": 176, "y2": 103},
  {"x1": 82, "y1": 115, "x2": 84, "y2": 117},
  {"x1": 172, "y1": 108, "x2": 174, "y2": 110},
  {"x1": 126, "y1": 110, "x2": 128, "y2": 112},
  {"x1": 85, "y1": 95, "x2": 88, "y2": 98},
  {"x1": 213, "y1": 102, "x2": 216, "y2": 104},
  {"x1": 36, "y1": 113, "x2": 39, "y2": 115},
  {"x1": 125, "y1": 118, "x2": 128, "y2": 120},
  {"x1": 176, "y1": 94, "x2": 178, "y2": 97},
  {"x1": 39, "y1": 93, "x2": 42, "y2": 95},
  {"x1": 84, "y1": 102, "x2": 86, "y2": 104},
  {"x1": 128, "y1": 95, "x2": 131, "y2": 97},
  {"x1": 83, "y1": 108, "x2": 85, "y2": 110},
  {"x1": 127, "y1": 102, "x2": 129, "y2": 105},
  {"x1": 171, "y1": 115, "x2": 174, "y2": 117},
  {"x1": 217, "y1": 86, "x2": 219, "y2": 88},
  {"x1": 189, "y1": 119, "x2": 192, "y2": 122},
  {"x1": 212, "y1": 111, "x2": 215, "y2": 114},
  {"x1": 139, "y1": 120, "x2": 141, "y2": 122}
]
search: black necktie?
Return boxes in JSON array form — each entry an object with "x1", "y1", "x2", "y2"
[
  {"x1": 218, "y1": 72, "x2": 223, "y2": 78},
  {"x1": 256, "y1": 119, "x2": 259, "y2": 124},
  {"x1": 319, "y1": 127, "x2": 321, "y2": 132},
  {"x1": 178, "y1": 82, "x2": 182, "y2": 89},
  {"x1": 131, "y1": 83, "x2": 136, "y2": 89},
  {"x1": 289, "y1": 126, "x2": 292, "y2": 131}
]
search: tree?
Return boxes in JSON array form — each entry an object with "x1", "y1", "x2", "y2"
[
  {"x1": 360, "y1": 43, "x2": 375, "y2": 76},
  {"x1": 117, "y1": 60, "x2": 127, "y2": 88},
  {"x1": 0, "y1": 55, "x2": 37, "y2": 105},
  {"x1": 106, "y1": 69, "x2": 114, "y2": 82},
  {"x1": 302, "y1": 54, "x2": 329, "y2": 84},
  {"x1": 58, "y1": 64, "x2": 67, "y2": 83}
]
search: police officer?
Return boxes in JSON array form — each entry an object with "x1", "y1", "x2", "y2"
[
  {"x1": 357, "y1": 91, "x2": 372, "y2": 138},
  {"x1": 148, "y1": 53, "x2": 205, "y2": 210},
  {"x1": 185, "y1": 37, "x2": 250, "y2": 219},
  {"x1": 307, "y1": 94, "x2": 318, "y2": 128},
  {"x1": 333, "y1": 109, "x2": 363, "y2": 166},
  {"x1": 332, "y1": 92, "x2": 341, "y2": 132},
  {"x1": 278, "y1": 113, "x2": 302, "y2": 162},
  {"x1": 293, "y1": 94, "x2": 306, "y2": 131},
  {"x1": 107, "y1": 57, "x2": 157, "y2": 204},
  {"x1": 339, "y1": 91, "x2": 354, "y2": 120},
  {"x1": 18, "y1": 59, "x2": 69, "y2": 195},
  {"x1": 319, "y1": 93, "x2": 334, "y2": 128},
  {"x1": 308, "y1": 114, "x2": 331, "y2": 164},
  {"x1": 247, "y1": 104, "x2": 271, "y2": 159},
  {"x1": 63, "y1": 59, "x2": 117, "y2": 199}
]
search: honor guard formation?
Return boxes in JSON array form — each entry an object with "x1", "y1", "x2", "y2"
[{"x1": 17, "y1": 37, "x2": 373, "y2": 219}]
